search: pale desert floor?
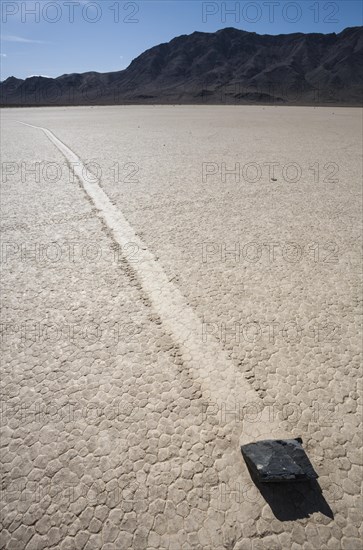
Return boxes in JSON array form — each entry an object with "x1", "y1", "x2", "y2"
[{"x1": 0, "y1": 106, "x2": 362, "y2": 549}]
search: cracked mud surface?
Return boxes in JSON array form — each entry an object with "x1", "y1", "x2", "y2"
[{"x1": 1, "y1": 106, "x2": 362, "y2": 549}]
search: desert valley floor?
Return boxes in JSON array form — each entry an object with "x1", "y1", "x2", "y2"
[{"x1": 1, "y1": 106, "x2": 362, "y2": 549}]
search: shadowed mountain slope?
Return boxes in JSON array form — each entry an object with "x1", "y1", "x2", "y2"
[{"x1": 1, "y1": 27, "x2": 362, "y2": 106}]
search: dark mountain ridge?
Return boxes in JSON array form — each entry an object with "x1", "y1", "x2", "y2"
[{"x1": 1, "y1": 26, "x2": 362, "y2": 106}]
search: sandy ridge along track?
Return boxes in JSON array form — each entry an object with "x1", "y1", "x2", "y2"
[{"x1": 17, "y1": 120, "x2": 288, "y2": 446}]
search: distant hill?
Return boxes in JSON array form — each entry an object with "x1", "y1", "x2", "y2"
[{"x1": 1, "y1": 26, "x2": 362, "y2": 106}]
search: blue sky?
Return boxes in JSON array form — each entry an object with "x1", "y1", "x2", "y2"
[{"x1": 1, "y1": 0, "x2": 362, "y2": 80}]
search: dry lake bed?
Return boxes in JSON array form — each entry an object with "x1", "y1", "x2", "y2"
[{"x1": 1, "y1": 106, "x2": 362, "y2": 549}]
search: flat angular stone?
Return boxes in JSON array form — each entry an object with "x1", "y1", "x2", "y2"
[{"x1": 241, "y1": 437, "x2": 318, "y2": 483}]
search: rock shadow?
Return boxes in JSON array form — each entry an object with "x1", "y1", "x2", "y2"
[{"x1": 246, "y1": 463, "x2": 334, "y2": 521}]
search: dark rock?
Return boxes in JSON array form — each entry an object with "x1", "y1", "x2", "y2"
[{"x1": 241, "y1": 438, "x2": 318, "y2": 483}]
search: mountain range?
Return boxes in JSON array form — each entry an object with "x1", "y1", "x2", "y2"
[{"x1": 1, "y1": 26, "x2": 362, "y2": 106}]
